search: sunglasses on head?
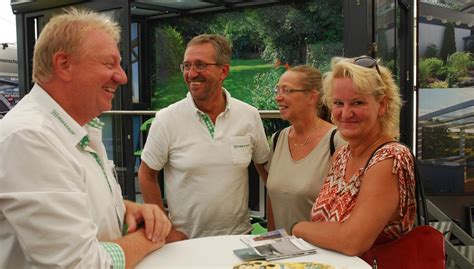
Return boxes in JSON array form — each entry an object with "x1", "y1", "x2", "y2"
[{"x1": 354, "y1": 56, "x2": 381, "y2": 75}]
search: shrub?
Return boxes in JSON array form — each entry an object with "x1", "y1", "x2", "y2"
[
  {"x1": 447, "y1": 52, "x2": 472, "y2": 74},
  {"x1": 424, "y1": 43, "x2": 439, "y2": 59},
  {"x1": 250, "y1": 68, "x2": 288, "y2": 136},
  {"x1": 445, "y1": 52, "x2": 473, "y2": 86},
  {"x1": 419, "y1": 58, "x2": 443, "y2": 87},
  {"x1": 429, "y1": 80, "x2": 448, "y2": 88},
  {"x1": 251, "y1": 68, "x2": 284, "y2": 110}
]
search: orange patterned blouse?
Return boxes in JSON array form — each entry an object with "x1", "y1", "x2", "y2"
[{"x1": 310, "y1": 142, "x2": 416, "y2": 244}]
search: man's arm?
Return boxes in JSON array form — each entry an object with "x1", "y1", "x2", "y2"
[
  {"x1": 254, "y1": 162, "x2": 268, "y2": 184},
  {"x1": 137, "y1": 162, "x2": 165, "y2": 209},
  {"x1": 113, "y1": 228, "x2": 165, "y2": 269},
  {"x1": 138, "y1": 161, "x2": 188, "y2": 243}
]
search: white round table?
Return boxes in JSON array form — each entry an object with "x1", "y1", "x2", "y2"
[{"x1": 136, "y1": 235, "x2": 371, "y2": 269}]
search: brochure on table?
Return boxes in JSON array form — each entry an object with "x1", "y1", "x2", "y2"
[{"x1": 234, "y1": 229, "x2": 317, "y2": 261}]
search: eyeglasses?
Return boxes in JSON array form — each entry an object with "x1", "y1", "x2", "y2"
[
  {"x1": 180, "y1": 62, "x2": 219, "y2": 72},
  {"x1": 273, "y1": 86, "x2": 313, "y2": 96},
  {"x1": 354, "y1": 56, "x2": 381, "y2": 75}
]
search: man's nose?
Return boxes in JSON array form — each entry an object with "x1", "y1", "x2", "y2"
[
  {"x1": 114, "y1": 65, "x2": 128, "y2": 85},
  {"x1": 187, "y1": 66, "x2": 200, "y2": 78}
]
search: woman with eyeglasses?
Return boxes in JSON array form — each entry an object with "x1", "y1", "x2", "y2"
[
  {"x1": 266, "y1": 65, "x2": 346, "y2": 233},
  {"x1": 291, "y1": 56, "x2": 416, "y2": 257}
]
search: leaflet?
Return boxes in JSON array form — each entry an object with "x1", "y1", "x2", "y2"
[{"x1": 234, "y1": 229, "x2": 317, "y2": 261}]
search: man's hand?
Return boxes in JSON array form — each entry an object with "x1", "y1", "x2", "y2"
[
  {"x1": 166, "y1": 227, "x2": 188, "y2": 243},
  {"x1": 124, "y1": 201, "x2": 171, "y2": 243}
]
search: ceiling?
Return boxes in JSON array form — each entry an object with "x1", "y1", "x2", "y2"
[
  {"x1": 421, "y1": 0, "x2": 474, "y2": 14},
  {"x1": 130, "y1": 0, "x2": 281, "y2": 19},
  {"x1": 10, "y1": 0, "x2": 282, "y2": 16}
]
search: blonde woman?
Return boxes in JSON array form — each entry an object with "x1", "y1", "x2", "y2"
[{"x1": 292, "y1": 56, "x2": 416, "y2": 257}]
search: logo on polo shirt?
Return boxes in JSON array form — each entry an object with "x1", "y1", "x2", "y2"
[{"x1": 233, "y1": 144, "x2": 250, "y2": 149}]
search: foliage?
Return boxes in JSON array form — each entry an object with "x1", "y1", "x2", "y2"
[
  {"x1": 151, "y1": 26, "x2": 185, "y2": 86},
  {"x1": 161, "y1": 16, "x2": 215, "y2": 43},
  {"x1": 149, "y1": 1, "x2": 344, "y2": 109},
  {"x1": 418, "y1": 52, "x2": 472, "y2": 88},
  {"x1": 307, "y1": 41, "x2": 343, "y2": 74},
  {"x1": 152, "y1": 59, "x2": 274, "y2": 109},
  {"x1": 224, "y1": 59, "x2": 273, "y2": 104},
  {"x1": 428, "y1": 80, "x2": 448, "y2": 88},
  {"x1": 385, "y1": 59, "x2": 395, "y2": 74},
  {"x1": 151, "y1": 71, "x2": 187, "y2": 109},
  {"x1": 251, "y1": 68, "x2": 285, "y2": 110},
  {"x1": 207, "y1": 10, "x2": 264, "y2": 59},
  {"x1": 447, "y1": 52, "x2": 472, "y2": 75},
  {"x1": 424, "y1": 43, "x2": 439, "y2": 59},
  {"x1": 439, "y1": 22, "x2": 456, "y2": 63},
  {"x1": 421, "y1": 127, "x2": 459, "y2": 159},
  {"x1": 253, "y1": 1, "x2": 342, "y2": 65},
  {"x1": 418, "y1": 58, "x2": 444, "y2": 87},
  {"x1": 249, "y1": 67, "x2": 289, "y2": 136},
  {"x1": 435, "y1": 52, "x2": 473, "y2": 87}
]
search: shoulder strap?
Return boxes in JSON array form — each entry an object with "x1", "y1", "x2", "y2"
[
  {"x1": 362, "y1": 141, "x2": 396, "y2": 171},
  {"x1": 272, "y1": 129, "x2": 282, "y2": 152},
  {"x1": 329, "y1": 129, "x2": 337, "y2": 156}
]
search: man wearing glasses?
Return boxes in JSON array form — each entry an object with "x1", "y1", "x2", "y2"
[{"x1": 138, "y1": 34, "x2": 270, "y2": 242}]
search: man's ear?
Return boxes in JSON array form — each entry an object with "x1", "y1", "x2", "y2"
[
  {"x1": 52, "y1": 52, "x2": 73, "y2": 81},
  {"x1": 220, "y1": 64, "x2": 230, "y2": 80}
]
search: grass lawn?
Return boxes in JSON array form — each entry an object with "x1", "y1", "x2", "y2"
[{"x1": 152, "y1": 58, "x2": 273, "y2": 109}]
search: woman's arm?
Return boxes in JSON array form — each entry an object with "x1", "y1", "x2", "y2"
[{"x1": 293, "y1": 158, "x2": 400, "y2": 256}]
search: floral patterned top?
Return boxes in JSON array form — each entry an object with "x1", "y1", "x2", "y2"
[{"x1": 310, "y1": 142, "x2": 416, "y2": 244}]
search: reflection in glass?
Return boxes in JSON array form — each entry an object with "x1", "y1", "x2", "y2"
[{"x1": 417, "y1": 0, "x2": 474, "y2": 194}]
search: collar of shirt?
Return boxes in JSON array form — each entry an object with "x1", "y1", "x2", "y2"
[
  {"x1": 186, "y1": 87, "x2": 232, "y2": 120},
  {"x1": 30, "y1": 84, "x2": 86, "y2": 148},
  {"x1": 78, "y1": 118, "x2": 105, "y2": 151}
]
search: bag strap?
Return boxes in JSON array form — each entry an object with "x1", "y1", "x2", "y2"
[
  {"x1": 363, "y1": 141, "x2": 428, "y2": 226},
  {"x1": 329, "y1": 129, "x2": 337, "y2": 156},
  {"x1": 412, "y1": 150, "x2": 428, "y2": 225},
  {"x1": 272, "y1": 129, "x2": 282, "y2": 152}
]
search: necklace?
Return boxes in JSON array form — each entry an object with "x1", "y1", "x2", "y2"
[{"x1": 291, "y1": 118, "x2": 320, "y2": 147}]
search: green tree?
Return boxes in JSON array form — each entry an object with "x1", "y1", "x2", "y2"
[
  {"x1": 207, "y1": 10, "x2": 264, "y2": 58},
  {"x1": 439, "y1": 22, "x2": 457, "y2": 63},
  {"x1": 151, "y1": 26, "x2": 185, "y2": 103},
  {"x1": 254, "y1": 0, "x2": 342, "y2": 65}
]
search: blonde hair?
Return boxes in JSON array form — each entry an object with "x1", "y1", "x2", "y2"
[
  {"x1": 32, "y1": 7, "x2": 121, "y2": 83},
  {"x1": 186, "y1": 34, "x2": 232, "y2": 65},
  {"x1": 322, "y1": 56, "x2": 402, "y2": 138}
]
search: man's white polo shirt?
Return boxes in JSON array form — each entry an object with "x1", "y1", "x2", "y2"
[{"x1": 141, "y1": 89, "x2": 269, "y2": 238}]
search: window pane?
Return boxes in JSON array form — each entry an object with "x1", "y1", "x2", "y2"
[
  {"x1": 149, "y1": 1, "x2": 343, "y2": 111},
  {"x1": 418, "y1": 1, "x2": 474, "y2": 194}
]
